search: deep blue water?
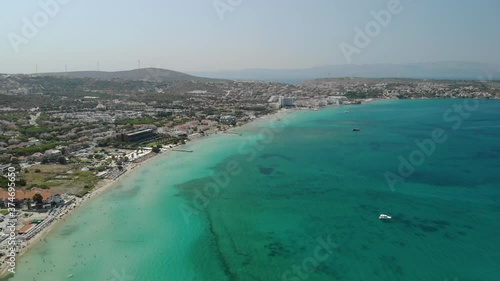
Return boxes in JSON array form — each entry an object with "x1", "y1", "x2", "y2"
[{"x1": 8, "y1": 99, "x2": 500, "y2": 281}]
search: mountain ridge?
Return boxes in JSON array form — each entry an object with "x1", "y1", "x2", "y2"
[
  {"x1": 38, "y1": 68, "x2": 223, "y2": 82},
  {"x1": 20, "y1": 62, "x2": 500, "y2": 84},
  {"x1": 190, "y1": 62, "x2": 500, "y2": 83}
]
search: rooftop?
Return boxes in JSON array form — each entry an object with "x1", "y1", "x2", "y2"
[{"x1": 0, "y1": 187, "x2": 61, "y2": 201}]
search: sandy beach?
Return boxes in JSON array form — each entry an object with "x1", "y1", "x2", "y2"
[
  {"x1": 0, "y1": 149, "x2": 161, "y2": 277},
  {"x1": 0, "y1": 108, "x2": 294, "y2": 277}
]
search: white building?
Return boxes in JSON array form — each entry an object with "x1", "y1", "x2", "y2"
[
  {"x1": 96, "y1": 103, "x2": 107, "y2": 110},
  {"x1": 327, "y1": 96, "x2": 348, "y2": 105},
  {"x1": 220, "y1": 115, "x2": 237, "y2": 124}
]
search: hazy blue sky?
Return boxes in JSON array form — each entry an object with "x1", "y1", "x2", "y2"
[{"x1": 1, "y1": 0, "x2": 499, "y2": 73}]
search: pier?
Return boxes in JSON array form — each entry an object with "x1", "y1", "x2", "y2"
[
  {"x1": 224, "y1": 132, "x2": 242, "y2": 136},
  {"x1": 172, "y1": 149, "x2": 194, "y2": 153}
]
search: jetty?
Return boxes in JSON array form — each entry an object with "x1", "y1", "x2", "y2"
[
  {"x1": 224, "y1": 132, "x2": 242, "y2": 136},
  {"x1": 172, "y1": 149, "x2": 194, "y2": 153}
]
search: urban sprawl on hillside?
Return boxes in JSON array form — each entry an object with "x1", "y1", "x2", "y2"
[{"x1": 0, "y1": 73, "x2": 499, "y2": 259}]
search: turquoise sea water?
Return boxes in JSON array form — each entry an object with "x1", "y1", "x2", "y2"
[{"x1": 5, "y1": 99, "x2": 500, "y2": 281}]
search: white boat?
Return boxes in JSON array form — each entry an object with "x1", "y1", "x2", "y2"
[{"x1": 379, "y1": 214, "x2": 392, "y2": 220}]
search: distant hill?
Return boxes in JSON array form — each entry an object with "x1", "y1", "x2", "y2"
[
  {"x1": 191, "y1": 62, "x2": 500, "y2": 83},
  {"x1": 41, "y1": 68, "x2": 222, "y2": 82}
]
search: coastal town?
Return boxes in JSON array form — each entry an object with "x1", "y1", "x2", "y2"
[
  {"x1": 0, "y1": 72, "x2": 500, "y2": 269},
  {"x1": 3, "y1": 0, "x2": 500, "y2": 278}
]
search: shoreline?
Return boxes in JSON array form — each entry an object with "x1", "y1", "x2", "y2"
[
  {"x1": 1, "y1": 98, "x2": 498, "y2": 280},
  {"x1": 0, "y1": 104, "x2": 353, "y2": 277},
  {"x1": 0, "y1": 150, "x2": 160, "y2": 277},
  {"x1": 0, "y1": 108, "x2": 290, "y2": 277}
]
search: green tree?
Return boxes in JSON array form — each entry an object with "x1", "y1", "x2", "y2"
[
  {"x1": 58, "y1": 156, "x2": 67, "y2": 165},
  {"x1": 32, "y1": 193, "x2": 43, "y2": 206}
]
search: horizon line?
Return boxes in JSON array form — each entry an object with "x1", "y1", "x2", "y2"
[{"x1": 1, "y1": 61, "x2": 499, "y2": 76}]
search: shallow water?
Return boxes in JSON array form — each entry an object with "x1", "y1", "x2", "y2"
[{"x1": 6, "y1": 99, "x2": 500, "y2": 281}]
